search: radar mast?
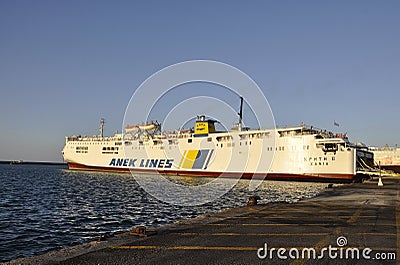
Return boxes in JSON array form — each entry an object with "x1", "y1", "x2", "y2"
[{"x1": 99, "y1": 118, "x2": 105, "y2": 137}]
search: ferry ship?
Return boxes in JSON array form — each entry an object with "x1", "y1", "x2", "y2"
[
  {"x1": 369, "y1": 145, "x2": 400, "y2": 173},
  {"x1": 62, "y1": 102, "x2": 374, "y2": 182}
]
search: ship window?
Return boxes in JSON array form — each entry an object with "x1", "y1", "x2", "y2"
[
  {"x1": 249, "y1": 141, "x2": 252, "y2": 145},
  {"x1": 188, "y1": 139, "x2": 192, "y2": 143},
  {"x1": 75, "y1": 146, "x2": 88, "y2": 153},
  {"x1": 323, "y1": 143, "x2": 338, "y2": 152},
  {"x1": 75, "y1": 146, "x2": 89, "y2": 154},
  {"x1": 207, "y1": 137, "x2": 212, "y2": 142},
  {"x1": 221, "y1": 143, "x2": 223, "y2": 148}
]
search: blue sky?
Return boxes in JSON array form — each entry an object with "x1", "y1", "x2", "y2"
[{"x1": 1, "y1": 1, "x2": 399, "y2": 162}]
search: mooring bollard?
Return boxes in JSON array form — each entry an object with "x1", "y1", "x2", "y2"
[
  {"x1": 131, "y1": 226, "x2": 147, "y2": 236},
  {"x1": 247, "y1": 196, "x2": 260, "y2": 206}
]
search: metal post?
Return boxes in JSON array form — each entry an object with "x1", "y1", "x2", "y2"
[
  {"x1": 99, "y1": 118, "x2": 105, "y2": 138},
  {"x1": 238, "y1": 96, "x2": 243, "y2": 131},
  {"x1": 378, "y1": 161, "x2": 383, "y2": 187}
]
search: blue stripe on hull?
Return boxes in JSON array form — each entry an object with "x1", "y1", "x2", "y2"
[{"x1": 192, "y1": 150, "x2": 209, "y2": 169}]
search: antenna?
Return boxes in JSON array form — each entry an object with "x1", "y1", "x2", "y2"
[
  {"x1": 238, "y1": 96, "x2": 243, "y2": 131},
  {"x1": 99, "y1": 118, "x2": 105, "y2": 137}
]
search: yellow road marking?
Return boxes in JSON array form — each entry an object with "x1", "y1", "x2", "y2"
[
  {"x1": 206, "y1": 222, "x2": 394, "y2": 226},
  {"x1": 170, "y1": 232, "x2": 330, "y2": 237},
  {"x1": 356, "y1": 232, "x2": 396, "y2": 236},
  {"x1": 397, "y1": 185, "x2": 400, "y2": 260},
  {"x1": 233, "y1": 215, "x2": 380, "y2": 219},
  {"x1": 290, "y1": 208, "x2": 362, "y2": 265},
  {"x1": 397, "y1": 205, "x2": 400, "y2": 259},
  {"x1": 111, "y1": 245, "x2": 258, "y2": 251},
  {"x1": 289, "y1": 227, "x2": 341, "y2": 265},
  {"x1": 169, "y1": 232, "x2": 395, "y2": 237},
  {"x1": 347, "y1": 208, "x2": 362, "y2": 224},
  {"x1": 110, "y1": 245, "x2": 397, "y2": 252},
  {"x1": 257, "y1": 210, "x2": 377, "y2": 214}
]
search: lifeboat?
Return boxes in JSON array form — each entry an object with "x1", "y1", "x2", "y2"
[
  {"x1": 139, "y1": 123, "x2": 157, "y2": 131},
  {"x1": 334, "y1": 133, "x2": 347, "y2": 139},
  {"x1": 125, "y1": 125, "x2": 139, "y2": 133},
  {"x1": 179, "y1": 129, "x2": 192, "y2": 134}
]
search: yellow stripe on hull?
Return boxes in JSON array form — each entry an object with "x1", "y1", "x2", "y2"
[
  {"x1": 181, "y1": 150, "x2": 199, "y2": 169},
  {"x1": 178, "y1": 150, "x2": 187, "y2": 168}
]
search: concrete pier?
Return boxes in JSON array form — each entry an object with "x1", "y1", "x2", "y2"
[{"x1": 5, "y1": 177, "x2": 399, "y2": 265}]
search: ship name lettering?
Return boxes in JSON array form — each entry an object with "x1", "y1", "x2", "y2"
[
  {"x1": 140, "y1": 159, "x2": 173, "y2": 168},
  {"x1": 305, "y1": 156, "x2": 333, "y2": 166},
  {"x1": 129, "y1": 159, "x2": 137, "y2": 167},
  {"x1": 149, "y1": 159, "x2": 158, "y2": 167},
  {"x1": 109, "y1": 158, "x2": 173, "y2": 168},
  {"x1": 165, "y1": 159, "x2": 173, "y2": 168},
  {"x1": 109, "y1": 158, "x2": 137, "y2": 167}
]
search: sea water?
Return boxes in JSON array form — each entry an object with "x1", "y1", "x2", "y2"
[{"x1": 0, "y1": 164, "x2": 327, "y2": 262}]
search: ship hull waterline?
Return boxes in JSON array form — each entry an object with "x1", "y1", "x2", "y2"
[{"x1": 67, "y1": 162, "x2": 358, "y2": 183}]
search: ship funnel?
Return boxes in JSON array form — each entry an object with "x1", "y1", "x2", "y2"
[
  {"x1": 194, "y1": 116, "x2": 216, "y2": 137},
  {"x1": 237, "y1": 96, "x2": 243, "y2": 131}
]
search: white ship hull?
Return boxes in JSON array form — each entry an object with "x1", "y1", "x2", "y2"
[{"x1": 62, "y1": 125, "x2": 373, "y2": 182}]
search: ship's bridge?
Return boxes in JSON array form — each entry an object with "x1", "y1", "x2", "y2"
[{"x1": 277, "y1": 124, "x2": 349, "y2": 140}]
